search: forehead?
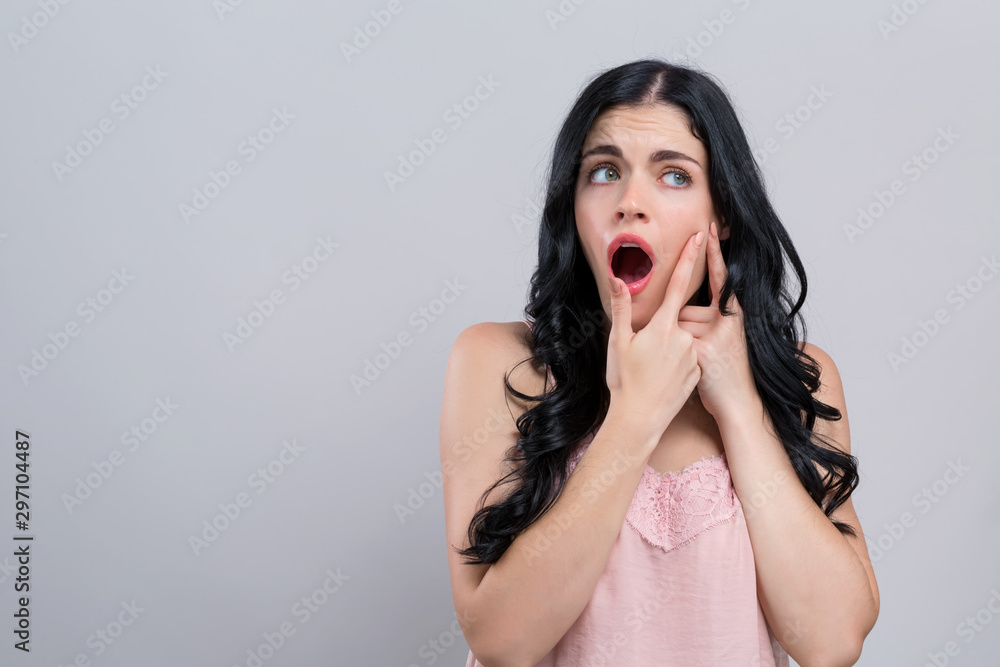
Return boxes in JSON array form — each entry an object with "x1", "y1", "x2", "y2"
[{"x1": 581, "y1": 104, "x2": 706, "y2": 164}]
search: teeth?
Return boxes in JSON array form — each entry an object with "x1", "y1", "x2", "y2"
[{"x1": 621, "y1": 242, "x2": 639, "y2": 248}]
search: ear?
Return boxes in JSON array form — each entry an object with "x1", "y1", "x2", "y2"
[{"x1": 715, "y1": 217, "x2": 730, "y2": 241}]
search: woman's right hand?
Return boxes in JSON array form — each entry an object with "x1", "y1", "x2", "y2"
[{"x1": 605, "y1": 231, "x2": 705, "y2": 449}]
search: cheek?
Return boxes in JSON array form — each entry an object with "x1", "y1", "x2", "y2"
[
  {"x1": 657, "y1": 206, "x2": 708, "y2": 250},
  {"x1": 663, "y1": 200, "x2": 705, "y2": 226},
  {"x1": 575, "y1": 221, "x2": 603, "y2": 273}
]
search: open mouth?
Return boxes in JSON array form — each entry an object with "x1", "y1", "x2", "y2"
[
  {"x1": 607, "y1": 233, "x2": 656, "y2": 296},
  {"x1": 611, "y1": 245, "x2": 653, "y2": 286}
]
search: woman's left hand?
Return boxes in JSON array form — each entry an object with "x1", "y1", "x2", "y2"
[{"x1": 677, "y1": 221, "x2": 759, "y2": 426}]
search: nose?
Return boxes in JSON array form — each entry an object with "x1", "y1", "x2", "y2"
[{"x1": 615, "y1": 177, "x2": 648, "y2": 223}]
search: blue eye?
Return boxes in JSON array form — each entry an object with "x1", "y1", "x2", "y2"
[
  {"x1": 586, "y1": 163, "x2": 693, "y2": 187},
  {"x1": 664, "y1": 170, "x2": 690, "y2": 186},
  {"x1": 589, "y1": 164, "x2": 619, "y2": 182}
]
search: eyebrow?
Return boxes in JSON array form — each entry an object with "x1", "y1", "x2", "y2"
[{"x1": 579, "y1": 144, "x2": 702, "y2": 169}]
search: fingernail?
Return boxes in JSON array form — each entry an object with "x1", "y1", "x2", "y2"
[
  {"x1": 710, "y1": 222, "x2": 717, "y2": 239},
  {"x1": 694, "y1": 231, "x2": 704, "y2": 247}
]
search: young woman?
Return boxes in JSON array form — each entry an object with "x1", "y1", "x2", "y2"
[{"x1": 440, "y1": 59, "x2": 879, "y2": 667}]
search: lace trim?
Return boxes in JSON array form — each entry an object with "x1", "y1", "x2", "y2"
[{"x1": 566, "y1": 433, "x2": 741, "y2": 553}]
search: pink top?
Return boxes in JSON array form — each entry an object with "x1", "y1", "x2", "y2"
[{"x1": 464, "y1": 322, "x2": 789, "y2": 666}]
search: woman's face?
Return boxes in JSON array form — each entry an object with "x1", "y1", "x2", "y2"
[{"x1": 574, "y1": 103, "x2": 728, "y2": 333}]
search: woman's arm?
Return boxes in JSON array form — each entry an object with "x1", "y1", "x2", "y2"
[
  {"x1": 716, "y1": 342, "x2": 879, "y2": 667},
  {"x1": 441, "y1": 322, "x2": 659, "y2": 667}
]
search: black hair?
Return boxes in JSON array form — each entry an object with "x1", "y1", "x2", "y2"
[{"x1": 458, "y1": 58, "x2": 858, "y2": 565}]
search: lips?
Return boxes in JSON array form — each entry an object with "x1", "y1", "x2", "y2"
[{"x1": 607, "y1": 233, "x2": 655, "y2": 296}]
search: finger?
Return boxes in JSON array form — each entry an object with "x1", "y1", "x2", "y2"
[
  {"x1": 607, "y1": 275, "x2": 633, "y2": 351},
  {"x1": 707, "y1": 221, "x2": 728, "y2": 309},
  {"x1": 651, "y1": 231, "x2": 703, "y2": 329},
  {"x1": 678, "y1": 305, "x2": 712, "y2": 323},
  {"x1": 676, "y1": 321, "x2": 710, "y2": 338}
]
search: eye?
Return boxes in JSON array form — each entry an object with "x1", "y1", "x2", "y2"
[
  {"x1": 586, "y1": 163, "x2": 693, "y2": 187},
  {"x1": 588, "y1": 163, "x2": 619, "y2": 182},
  {"x1": 663, "y1": 168, "x2": 691, "y2": 187}
]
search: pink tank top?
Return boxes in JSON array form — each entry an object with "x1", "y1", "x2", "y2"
[{"x1": 464, "y1": 322, "x2": 790, "y2": 666}]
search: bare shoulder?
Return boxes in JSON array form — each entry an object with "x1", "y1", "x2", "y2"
[
  {"x1": 797, "y1": 341, "x2": 849, "y2": 450},
  {"x1": 450, "y1": 321, "x2": 547, "y2": 405},
  {"x1": 795, "y1": 341, "x2": 855, "y2": 497},
  {"x1": 797, "y1": 341, "x2": 842, "y2": 390}
]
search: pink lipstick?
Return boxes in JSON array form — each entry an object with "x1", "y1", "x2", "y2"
[{"x1": 607, "y1": 233, "x2": 655, "y2": 296}]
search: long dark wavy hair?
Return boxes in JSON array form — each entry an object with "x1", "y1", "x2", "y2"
[{"x1": 458, "y1": 58, "x2": 859, "y2": 566}]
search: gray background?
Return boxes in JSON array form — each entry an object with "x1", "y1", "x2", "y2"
[{"x1": 1, "y1": 1, "x2": 998, "y2": 665}]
